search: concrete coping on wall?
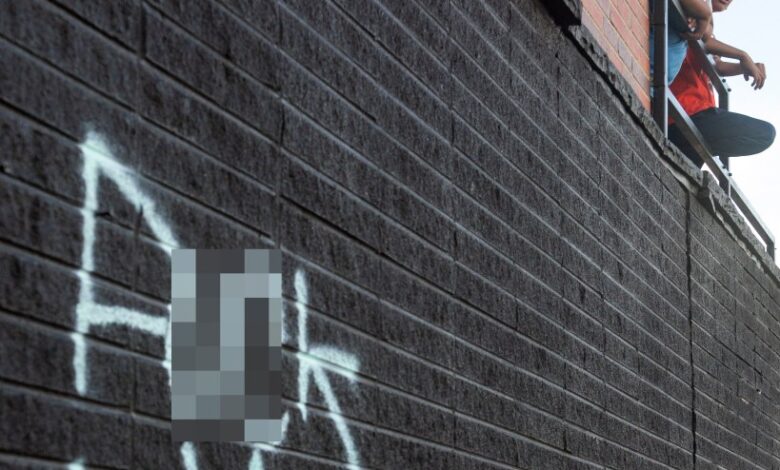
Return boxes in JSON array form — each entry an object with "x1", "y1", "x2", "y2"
[{"x1": 564, "y1": 23, "x2": 780, "y2": 287}]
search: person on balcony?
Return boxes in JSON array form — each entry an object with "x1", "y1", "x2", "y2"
[
  {"x1": 668, "y1": 0, "x2": 776, "y2": 167},
  {"x1": 651, "y1": 0, "x2": 712, "y2": 84}
]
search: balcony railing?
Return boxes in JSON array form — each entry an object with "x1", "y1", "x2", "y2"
[{"x1": 652, "y1": 0, "x2": 775, "y2": 259}]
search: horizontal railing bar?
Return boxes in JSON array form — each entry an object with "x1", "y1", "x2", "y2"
[
  {"x1": 654, "y1": 0, "x2": 771, "y2": 258},
  {"x1": 729, "y1": 180, "x2": 776, "y2": 247},
  {"x1": 669, "y1": 95, "x2": 775, "y2": 257}
]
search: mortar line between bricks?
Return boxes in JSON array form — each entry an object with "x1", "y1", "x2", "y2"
[
  {"x1": 685, "y1": 193, "x2": 699, "y2": 469},
  {"x1": 553, "y1": 67, "x2": 688, "y2": 243},
  {"x1": 0, "y1": 33, "x2": 138, "y2": 115},
  {"x1": 450, "y1": 100, "x2": 688, "y2": 288},
  {"x1": 476, "y1": 0, "x2": 511, "y2": 31},
  {"x1": 329, "y1": 0, "x2": 452, "y2": 96},
  {"x1": 278, "y1": 145, "x2": 695, "y2": 404},
  {"x1": 445, "y1": 51, "x2": 691, "y2": 309},
  {"x1": 141, "y1": 5, "x2": 283, "y2": 107},
  {"x1": 447, "y1": 31, "x2": 691, "y2": 296},
  {"x1": 0, "y1": 306, "x2": 167, "y2": 368},
  {"x1": 3, "y1": 116, "x2": 692, "y2": 436},
  {"x1": 0, "y1": 104, "x2": 280, "y2": 237},
  {"x1": 691, "y1": 399, "x2": 780, "y2": 465},
  {"x1": 456, "y1": 218, "x2": 696, "y2": 408},
  {"x1": 413, "y1": 0, "x2": 451, "y2": 40},
  {"x1": 448, "y1": 126, "x2": 690, "y2": 324},
  {"x1": 0, "y1": 104, "x2": 281, "y2": 242},
  {"x1": 283, "y1": 90, "x2": 693, "y2": 387},
  {"x1": 0, "y1": 237, "x2": 171, "y2": 309},
  {"x1": 230, "y1": 440, "x2": 374, "y2": 470},
  {"x1": 279, "y1": 2, "x2": 691, "y2": 329},
  {"x1": 285, "y1": 252, "x2": 696, "y2": 456},
  {"x1": 140, "y1": 2, "x2": 280, "y2": 92},
  {"x1": 0, "y1": 391, "x2": 364, "y2": 470},
  {"x1": 557, "y1": 20, "x2": 780, "y2": 286},
  {"x1": 0, "y1": 170, "x2": 269, "y2": 277},
  {"x1": 446, "y1": 193, "x2": 693, "y2": 377},
  {"x1": 275, "y1": 8, "x2": 452, "y2": 149},
  {"x1": 449, "y1": 74, "x2": 689, "y2": 270},
  {"x1": 689, "y1": 274, "x2": 780, "y2": 363},
  {"x1": 130, "y1": 64, "x2": 282, "y2": 163},
  {"x1": 285, "y1": 391, "x2": 635, "y2": 470},
  {"x1": 694, "y1": 431, "x2": 770, "y2": 470},
  {"x1": 690, "y1": 270, "x2": 780, "y2": 361},
  {"x1": 277, "y1": 102, "x2": 455, "y2": 244},
  {"x1": 279, "y1": 218, "x2": 696, "y2": 462},
  {"x1": 552, "y1": 45, "x2": 689, "y2": 231},
  {"x1": 0, "y1": 450, "x2": 116, "y2": 470},
  {"x1": 450, "y1": 3, "x2": 690, "y2": 252},
  {"x1": 280, "y1": 0, "x2": 450, "y2": 121},
  {"x1": 456, "y1": 257, "x2": 695, "y2": 416},
  {"x1": 689, "y1": 346, "x2": 780, "y2": 446},
  {"x1": 688, "y1": 197, "x2": 780, "y2": 294},
  {"x1": 0, "y1": 35, "x2": 283, "y2": 193},
  {"x1": 208, "y1": 0, "x2": 281, "y2": 45},
  {"x1": 0, "y1": 144, "x2": 275, "y2": 255},
  {"x1": 278, "y1": 140, "x2": 453, "y2": 254},
  {"x1": 689, "y1": 241, "x2": 780, "y2": 334},
  {"x1": 45, "y1": 0, "x2": 140, "y2": 54},
  {"x1": 384, "y1": 297, "x2": 694, "y2": 459},
  {"x1": 287, "y1": 344, "x2": 686, "y2": 470},
  {"x1": 0, "y1": 378, "x2": 173, "y2": 426}
]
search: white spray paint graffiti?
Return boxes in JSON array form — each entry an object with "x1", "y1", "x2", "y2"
[
  {"x1": 246, "y1": 271, "x2": 361, "y2": 469},
  {"x1": 291, "y1": 270, "x2": 361, "y2": 467},
  {"x1": 67, "y1": 458, "x2": 85, "y2": 470},
  {"x1": 73, "y1": 131, "x2": 177, "y2": 394},
  {"x1": 71, "y1": 131, "x2": 362, "y2": 469}
]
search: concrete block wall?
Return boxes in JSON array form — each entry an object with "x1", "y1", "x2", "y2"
[
  {"x1": 1, "y1": 0, "x2": 778, "y2": 469},
  {"x1": 581, "y1": 0, "x2": 651, "y2": 109}
]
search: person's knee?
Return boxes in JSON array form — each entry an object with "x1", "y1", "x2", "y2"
[{"x1": 762, "y1": 121, "x2": 777, "y2": 147}]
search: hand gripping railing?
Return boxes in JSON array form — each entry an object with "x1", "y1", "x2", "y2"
[{"x1": 652, "y1": 0, "x2": 775, "y2": 259}]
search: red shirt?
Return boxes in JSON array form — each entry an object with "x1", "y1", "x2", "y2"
[{"x1": 670, "y1": 47, "x2": 716, "y2": 117}]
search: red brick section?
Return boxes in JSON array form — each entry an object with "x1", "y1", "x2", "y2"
[{"x1": 582, "y1": 0, "x2": 651, "y2": 110}]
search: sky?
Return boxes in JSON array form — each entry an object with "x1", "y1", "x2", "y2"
[{"x1": 707, "y1": 1, "x2": 780, "y2": 262}]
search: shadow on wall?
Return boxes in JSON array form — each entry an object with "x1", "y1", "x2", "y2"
[{"x1": 71, "y1": 131, "x2": 362, "y2": 469}]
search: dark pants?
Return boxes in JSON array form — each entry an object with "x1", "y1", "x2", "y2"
[{"x1": 669, "y1": 107, "x2": 776, "y2": 167}]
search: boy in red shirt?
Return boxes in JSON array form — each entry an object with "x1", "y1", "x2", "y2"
[{"x1": 668, "y1": 0, "x2": 775, "y2": 167}]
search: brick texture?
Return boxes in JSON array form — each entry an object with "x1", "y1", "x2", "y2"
[
  {"x1": 1, "y1": 0, "x2": 778, "y2": 469},
  {"x1": 582, "y1": 0, "x2": 651, "y2": 109}
]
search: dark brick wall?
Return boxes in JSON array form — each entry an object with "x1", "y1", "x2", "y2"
[{"x1": 1, "y1": 0, "x2": 778, "y2": 469}]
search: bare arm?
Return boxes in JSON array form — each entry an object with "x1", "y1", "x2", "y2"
[
  {"x1": 706, "y1": 38, "x2": 767, "y2": 89},
  {"x1": 714, "y1": 59, "x2": 743, "y2": 77},
  {"x1": 704, "y1": 36, "x2": 745, "y2": 61},
  {"x1": 678, "y1": 0, "x2": 712, "y2": 40},
  {"x1": 679, "y1": 0, "x2": 712, "y2": 19}
]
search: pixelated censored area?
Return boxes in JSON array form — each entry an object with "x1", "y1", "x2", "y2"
[{"x1": 171, "y1": 249, "x2": 282, "y2": 442}]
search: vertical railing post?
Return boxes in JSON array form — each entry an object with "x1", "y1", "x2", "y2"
[{"x1": 652, "y1": 0, "x2": 669, "y2": 135}]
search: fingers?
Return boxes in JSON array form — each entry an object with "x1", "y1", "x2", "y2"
[
  {"x1": 747, "y1": 63, "x2": 767, "y2": 90},
  {"x1": 754, "y1": 65, "x2": 766, "y2": 90},
  {"x1": 754, "y1": 74, "x2": 764, "y2": 90}
]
